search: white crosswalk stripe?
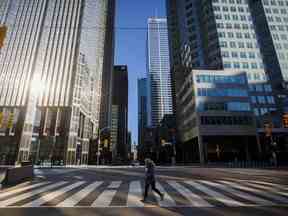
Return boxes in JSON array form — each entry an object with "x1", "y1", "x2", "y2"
[
  {"x1": 23, "y1": 181, "x2": 85, "y2": 207},
  {"x1": 168, "y1": 181, "x2": 213, "y2": 207},
  {"x1": 91, "y1": 181, "x2": 121, "y2": 207},
  {"x1": 185, "y1": 180, "x2": 245, "y2": 207},
  {"x1": 219, "y1": 180, "x2": 288, "y2": 203},
  {"x1": 153, "y1": 182, "x2": 176, "y2": 207},
  {"x1": 57, "y1": 181, "x2": 103, "y2": 207},
  {"x1": 0, "y1": 182, "x2": 50, "y2": 200},
  {"x1": 1, "y1": 180, "x2": 288, "y2": 208},
  {"x1": 199, "y1": 180, "x2": 274, "y2": 206},
  {"x1": 0, "y1": 181, "x2": 67, "y2": 207},
  {"x1": 127, "y1": 181, "x2": 144, "y2": 207},
  {"x1": 240, "y1": 181, "x2": 288, "y2": 198}
]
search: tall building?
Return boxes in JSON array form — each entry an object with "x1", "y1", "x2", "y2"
[
  {"x1": 0, "y1": 0, "x2": 114, "y2": 165},
  {"x1": 111, "y1": 65, "x2": 128, "y2": 161},
  {"x1": 137, "y1": 78, "x2": 147, "y2": 158},
  {"x1": 166, "y1": 0, "x2": 288, "y2": 163},
  {"x1": 99, "y1": 0, "x2": 115, "y2": 130},
  {"x1": 147, "y1": 17, "x2": 173, "y2": 127}
]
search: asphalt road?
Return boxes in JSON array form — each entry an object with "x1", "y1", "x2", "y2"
[{"x1": 0, "y1": 166, "x2": 288, "y2": 216}]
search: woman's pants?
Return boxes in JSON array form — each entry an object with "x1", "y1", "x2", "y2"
[{"x1": 144, "y1": 180, "x2": 162, "y2": 199}]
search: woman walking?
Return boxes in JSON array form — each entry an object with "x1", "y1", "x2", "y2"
[{"x1": 142, "y1": 158, "x2": 164, "y2": 202}]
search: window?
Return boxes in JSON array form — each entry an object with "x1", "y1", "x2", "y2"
[{"x1": 257, "y1": 96, "x2": 266, "y2": 104}]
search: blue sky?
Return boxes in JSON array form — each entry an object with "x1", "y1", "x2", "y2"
[{"x1": 115, "y1": 0, "x2": 166, "y2": 145}]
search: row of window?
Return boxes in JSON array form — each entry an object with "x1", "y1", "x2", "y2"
[
  {"x1": 223, "y1": 62, "x2": 263, "y2": 70},
  {"x1": 196, "y1": 74, "x2": 246, "y2": 84},
  {"x1": 251, "y1": 96, "x2": 275, "y2": 104},
  {"x1": 263, "y1": 0, "x2": 288, "y2": 6},
  {"x1": 197, "y1": 88, "x2": 248, "y2": 97},
  {"x1": 216, "y1": 22, "x2": 253, "y2": 30},
  {"x1": 220, "y1": 41, "x2": 258, "y2": 49},
  {"x1": 249, "y1": 84, "x2": 272, "y2": 92},
  {"x1": 213, "y1": 0, "x2": 247, "y2": 5},
  {"x1": 219, "y1": 31, "x2": 256, "y2": 40},
  {"x1": 254, "y1": 107, "x2": 277, "y2": 116},
  {"x1": 198, "y1": 102, "x2": 251, "y2": 112},
  {"x1": 221, "y1": 51, "x2": 261, "y2": 60},
  {"x1": 267, "y1": 15, "x2": 288, "y2": 23},
  {"x1": 200, "y1": 116, "x2": 253, "y2": 126}
]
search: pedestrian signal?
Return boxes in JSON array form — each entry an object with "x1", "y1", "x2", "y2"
[
  {"x1": 283, "y1": 114, "x2": 288, "y2": 128},
  {"x1": 0, "y1": 25, "x2": 7, "y2": 48}
]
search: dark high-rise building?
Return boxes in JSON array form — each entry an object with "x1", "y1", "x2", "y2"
[
  {"x1": 166, "y1": 0, "x2": 288, "y2": 163},
  {"x1": 0, "y1": 0, "x2": 114, "y2": 165},
  {"x1": 99, "y1": 0, "x2": 116, "y2": 130},
  {"x1": 111, "y1": 65, "x2": 128, "y2": 161},
  {"x1": 137, "y1": 78, "x2": 147, "y2": 158}
]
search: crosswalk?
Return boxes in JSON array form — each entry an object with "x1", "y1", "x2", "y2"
[{"x1": 0, "y1": 179, "x2": 287, "y2": 208}]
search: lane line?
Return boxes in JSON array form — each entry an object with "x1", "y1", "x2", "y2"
[
  {"x1": 219, "y1": 180, "x2": 288, "y2": 204},
  {"x1": 23, "y1": 181, "x2": 85, "y2": 207},
  {"x1": 0, "y1": 181, "x2": 67, "y2": 207},
  {"x1": 186, "y1": 180, "x2": 245, "y2": 207},
  {"x1": 91, "y1": 181, "x2": 121, "y2": 207},
  {"x1": 0, "y1": 182, "x2": 50, "y2": 199},
  {"x1": 167, "y1": 181, "x2": 213, "y2": 207},
  {"x1": 200, "y1": 180, "x2": 274, "y2": 206},
  {"x1": 153, "y1": 182, "x2": 176, "y2": 207},
  {"x1": 127, "y1": 181, "x2": 144, "y2": 207},
  {"x1": 57, "y1": 181, "x2": 103, "y2": 207}
]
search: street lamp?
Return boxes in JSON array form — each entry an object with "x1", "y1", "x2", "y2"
[{"x1": 97, "y1": 127, "x2": 109, "y2": 165}]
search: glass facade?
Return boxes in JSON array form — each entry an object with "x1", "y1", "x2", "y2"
[
  {"x1": 0, "y1": 0, "x2": 111, "y2": 165},
  {"x1": 147, "y1": 18, "x2": 173, "y2": 127}
]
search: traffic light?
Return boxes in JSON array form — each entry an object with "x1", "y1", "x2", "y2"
[
  {"x1": 0, "y1": 25, "x2": 7, "y2": 48},
  {"x1": 283, "y1": 114, "x2": 288, "y2": 128}
]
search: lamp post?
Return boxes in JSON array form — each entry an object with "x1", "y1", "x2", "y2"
[{"x1": 97, "y1": 127, "x2": 109, "y2": 166}]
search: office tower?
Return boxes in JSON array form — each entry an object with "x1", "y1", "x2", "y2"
[
  {"x1": 137, "y1": 78, "x2": 147, "y2": 159},
  {"x1": 147, "y1": 17, "x2": 173, "y2": 127},
  {"x1": 111, "y1": 65, "x2": 128, "y2": 161},
  {"x1": 166, "y1": 0, "x2": 288, "y2": 163},
  {"x1": 0, "y1": 0, "x2": 113, "y2": 165},
  {"x1": 99, "y1": 0, "x2": 115, "y2": 130}
]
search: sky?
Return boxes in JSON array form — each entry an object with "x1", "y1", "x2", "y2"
[{"x1": 115, "y1": 0, "x2": 166, "y2": 145}]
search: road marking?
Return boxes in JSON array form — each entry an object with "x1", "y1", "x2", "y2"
[
  {"x1": 107, "y1": 181, "x2": 122, "y2": 189},
  {"x1": 0, "y1": 182, "x2": 50, "y2": 199},
  {"x1": 219, "y1": 180, "x2": 288, "y2": 203},
  {"x1": 248, "y1": 180, "x2": 288, "y2": 190},
  {"x1": 23, "y1": 181, "x2": 85, "y2": 207},
  {"x1": 186, "y1": 180, "x2": 245, "y2": 207},
  {"x1": 91, "y1": 181, "x2": 121, "y2": 207},
  {"x1": 57, "y1": 181, "x2": 103, "y2": 207},
  {"x1": 127, "y1": 181, "x2": 144, "y2": 207},
  {"x1": 168, "y1": 181, "x2": 213, "y2": 207},
  {"x1": 0, "y1": 181, "x2": 67, "y2": 207},
  {"x1": 200, "y1": 180, "x2": 274, "y2": 206},
  {"x1": 153, "y1": 182, "x2": 176, "y2": 207},
  {"x1": 241, "y1": 182, "x2": 288, "y2": 198}
]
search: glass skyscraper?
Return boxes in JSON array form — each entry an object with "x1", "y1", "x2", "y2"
[
  {"x1": 0, "y1": 0, "x2": 114, "y2": 165},
  {"x1": 147, "y1": 17, "x2": 173, "y2": 127}
]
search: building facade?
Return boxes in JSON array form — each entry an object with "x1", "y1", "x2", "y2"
[
  {"x1": 99, "y1": 0, "x2": 115, "y2": 131},
  {"x1": 166, "y1": 0, "x2": 288, "y2": 163},
  {"x1": 0, "y1": 0, "x2": 113, "y2": 165},
  {"x1": 147, "y1": 17, "x2": 173, "y2": 127},
  {"x1": 137, "y1": 78, "x2": 147, "y2": 159},
  {"x1": 111, "y1": 65, "x2": 128, "y2": 161}
]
